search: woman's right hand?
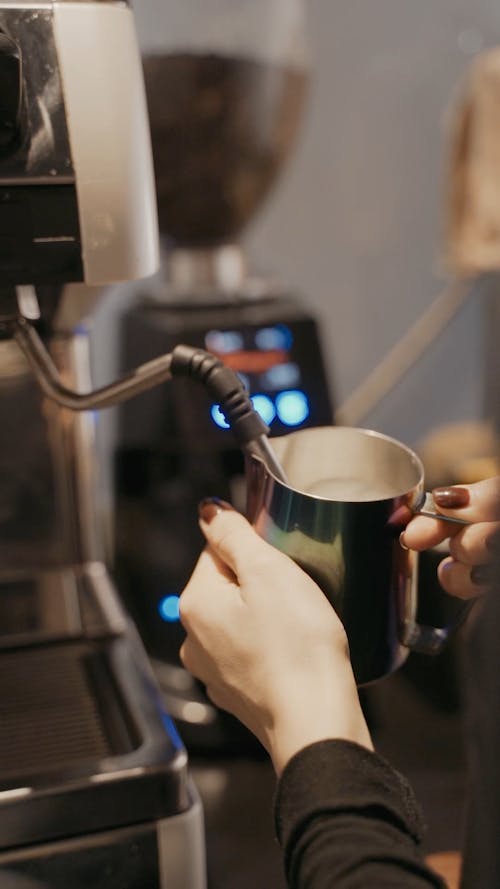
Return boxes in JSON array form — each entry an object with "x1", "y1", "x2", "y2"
[
  {"x1": 179, "y1": 498, "x2": 373, "y2": 775},
  {"x1": 401, "y1": 477, "x2": 500, "y2": 599}
]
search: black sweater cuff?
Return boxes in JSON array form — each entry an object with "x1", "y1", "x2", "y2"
[{"x1": 274, "y1": 738, "x2": 427, "y2": 850}]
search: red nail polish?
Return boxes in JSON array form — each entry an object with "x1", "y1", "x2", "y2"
[
  {"x1": 198, "y1": 497, "x2": 233, "y2": 523},
  {"x1": 432, "y1": 486, "x2": 470, "y2": 509}
]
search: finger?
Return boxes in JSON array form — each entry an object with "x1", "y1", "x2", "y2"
[
  {"x1": 183, "y1": 547, "x2": 232, "y2": 595},
  {"x1": 401, "y1": 513, "x2": 457, "y2": 551},
  {"x1": 179, "y1": 637, "x2": 195, "y2": 673},
  {"x1": 179, "y1": 640, "x2": 235, "y2": 727},
  {"x1": 431, "y1": 477, "x2": 500, "y2": 523},
  {"x1": 179, "y1": 548, "x2": 237, "y2": 632},
  {"x1": 197, "y1": 496, "x2": 282, "y2": 580},
  {"x1": 205, "y1": 683, "x2": 231, "y2": 715},
  {"x1": 180, "y1": 625, "x2": 232, "y2": 685},
  {"x1": 448, "y1": 521, "x2": 500, "y2": 565},
  {"x1": 438, "y1": 556, "x2": 494, "y2": 599},
  {"x1": 179, "y1": 636, "x2": 211, "y2": 683}
]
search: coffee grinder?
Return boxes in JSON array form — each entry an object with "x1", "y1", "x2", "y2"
[
  {"x1": 0, "y1": 3, "x2": 206, "y2": 885},
  {"x1": 114, "y1": 0, "x2": 334, "y2": 749}
]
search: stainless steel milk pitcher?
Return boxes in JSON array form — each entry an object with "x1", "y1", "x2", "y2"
[{"x1": 245, "y1": 426, "x2": 463, "y2": 685}]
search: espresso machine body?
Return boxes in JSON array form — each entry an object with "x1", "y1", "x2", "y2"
[
  {"x1": 0, "y1": 3, "x2": 205, "y2": 885},
  {"x1": 0, "y1": 0, "x2": 157, "y2": 287}
]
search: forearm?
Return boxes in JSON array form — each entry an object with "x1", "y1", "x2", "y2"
[
  {"x1": 275, "y1": 740, "x2": 446, "y2": 889},
  {"x1": 267, "y1": 665, "x2": 373, "y2": 776}
]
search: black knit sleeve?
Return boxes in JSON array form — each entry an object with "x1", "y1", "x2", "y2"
[{"x1": 274, "y1": 739, "x2": 446, "y2": 889}]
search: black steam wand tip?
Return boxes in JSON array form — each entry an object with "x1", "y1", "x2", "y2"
[{"x1": 170, "y1": 344, "x2": 288, "y2": 484}]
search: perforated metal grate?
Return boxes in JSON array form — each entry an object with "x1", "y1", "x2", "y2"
[{"x1": 0, "y1": 644, "x2": 112, "y2": 777}]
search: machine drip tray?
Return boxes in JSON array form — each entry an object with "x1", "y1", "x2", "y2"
[
  {"x1": 0, "y1": 635, "x2": 190, "y2": 851},
  {"x1": 0, "y1": 642, "x2": 137, "y2": 777}
]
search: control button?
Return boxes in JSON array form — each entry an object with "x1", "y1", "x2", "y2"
[
  {"x1": 261, "y1": 361, "x2": 300, "y2": 390},
  {"x1": 255, "y1": 324, "x2": 293, "y2": 351},
  {"x1": 205, "y1": 329, "x2": 244, "y2": 354},
  {"x1": 276, "y1": 389, "x2": 310, "y2": 426},
  {"x1": 211, "y1": 403, "x2": 230, "y2": 429},
  {"x1": 251, "y1": 393, "x2": 276, "y2": 425},
  {"x1": 0, "y1": 31, "x2": 22, "y2": 157}
]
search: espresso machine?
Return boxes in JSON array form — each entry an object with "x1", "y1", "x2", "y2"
[
  {"x1": 113, "y1": 0, "x2": 334, "y2": 749},
  {"x1": 0, "y1": 2, "x2": 206, "y2": 886}
]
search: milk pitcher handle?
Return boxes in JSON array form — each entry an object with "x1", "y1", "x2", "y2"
[
  {"x1": 402, "y1": 491, "x2": 472, "y2": 653},
  {"x1": 402, "y1": 601, "x2": 473, "y2": 655},
  {"x1": 413, "y1": 491, "x2": 470, "y2": 526}
]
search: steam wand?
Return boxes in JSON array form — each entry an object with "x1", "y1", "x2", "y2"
[
  {"x1": 10, "y1": 317, "x2": 288, "y2": 484},
  {"x1": 169, "y1": 344, "x2": 288, "y2": 484}
]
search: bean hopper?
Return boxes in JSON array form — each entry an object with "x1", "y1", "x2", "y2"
[
  {"x1": 114, "y1": 0, "x2": 334, "y2": 749},
  {"x1": 0, "y1": 2, "x2": 206, "y2": 886}
]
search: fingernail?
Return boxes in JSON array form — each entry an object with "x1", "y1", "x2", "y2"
[
  {"x1": 399, "y1": 532, "x2": 409, "y2": 551},
  {"x1": 470, "y1": 564, "x2": 494, "y2": 586},
  {"x1": 198, "y1": 497, "x2": 233, "y2": 523},
  {"x1": 432, "y1": 486, "x2": 470, "y2": 509}
]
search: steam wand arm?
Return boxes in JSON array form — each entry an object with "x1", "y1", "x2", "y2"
[
  {"x1": 12, "y1": 317, "x2": 174, "y2": 410},
  {"x1": 11, "y1": 321, "x2": 288, "y2": 482}
]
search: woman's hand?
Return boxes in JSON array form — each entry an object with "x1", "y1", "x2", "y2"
[
  {"x1": 401, "y1": 477, "x2": 500, "y2": 599},
  {"x1": 179, "y1": 498, "x2": 373, "y2": 775}
]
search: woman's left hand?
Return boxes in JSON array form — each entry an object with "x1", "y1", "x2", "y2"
[{"x1": 401, "y1": 477, "x2": 500, "y2": 599}]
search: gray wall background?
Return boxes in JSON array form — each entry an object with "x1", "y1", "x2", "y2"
[
  {"x1": 243, "y1": 0, "x2": 500, "y2": 447},
  {"x1": 94, "y1": 1, "x2": 500, "y2": 452}
]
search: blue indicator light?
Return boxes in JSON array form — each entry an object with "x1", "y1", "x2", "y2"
[
  {"x1": 211, "y1": 404, "x2": 230, "y2": 429},
  {"x1": 276, "y1": 324, "x2": 294, "y2": 350},
  {"x1": 276, "y1": 390, "x2": 310, "y2": 427},
  {"x1": 205, "y1": 329, "x2": 243, "y2": 354},
  {"x1": 251, "y1": 393, "x2": 276, "y2": 425},
  {"x1": 261, "y1": 362, "x2": 300, "y2": 390},
  {"x1": 255, "y1": 324, "x2": 293, "y2": 351},
  {"x1": 158, "y1": 594, "x2": 181, "y2": 623}
]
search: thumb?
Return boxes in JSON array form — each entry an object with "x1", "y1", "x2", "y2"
[{"x1": 198, "y1": 497, "x2": 277, "y2": 579}]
